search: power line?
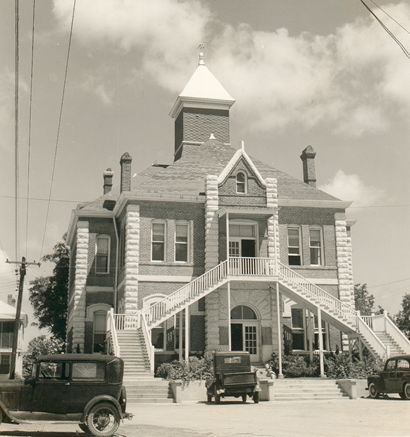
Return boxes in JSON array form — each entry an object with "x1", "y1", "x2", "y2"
[
  {"x1": 14, "y1": 0, "x2": 19, "y2": 261},
  {"x1": 368, "y1": 0, "x2": 410, "y2": 35},
  {"x1": 39, "y1": 0, "x2": 77, "y2": 259},
  {"x1": 369, "y1": 277, "x2": 410, "y2": 289},
  {"x1": 25, "y1": 0, "x2": 36, "y2": 259},
  {"x1": 0, "y1": 194, "x2": 83, "y2": 204},
  {"x1": 360, "y1": 0, "x2": 410, "y2": 61}
]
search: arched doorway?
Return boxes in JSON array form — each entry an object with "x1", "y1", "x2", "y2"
[{"x1": 230, "y1": 305, "x2": 259, "y2": 361}]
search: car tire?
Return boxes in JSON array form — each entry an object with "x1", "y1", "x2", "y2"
[
  {"x1": 79, "y1": 423, "x2": 91, "y2": 434},
  {"x1": 214, "y1": 386, "x2": 221, "y2": 404},
  {"x1": 402, "y1": 383, "x2": 410, "y2": 400},
  {"x1": 399, "y1": 392, "x2": 406, "y2": 400},
  {"x1": 242, "y1": 394, "x2": 247, "y2": 403},
  {"x1": 207, "y1": 394, "x2": 212, "y2": 403},
  {"x1": 253, "y1": 392, "x2": 260, "y2": 404},
  {"x1": 86, "y1": 402, "x2": 120, "y2": 437},
  {"x1": 0, "y1": 408, "x2": 3, "y2": 425},
  {"x1": 368, "y1": 383, "x2": 380, "y2": 399}
]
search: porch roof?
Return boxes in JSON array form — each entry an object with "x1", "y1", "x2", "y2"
[{"x1": 218, "y1": 206, "x2": 275, "y2": 218}]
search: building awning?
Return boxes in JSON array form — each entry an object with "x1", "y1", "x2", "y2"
[{"x1": 218, "y1": 206, "x2": 275, "y2": 218}]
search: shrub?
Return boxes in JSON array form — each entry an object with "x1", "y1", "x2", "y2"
[
  {"x1": 325, "y1": 354, "x2": 383, "y2": 379},
  {"x1": 268, "y1": 353, "x2": 319, "y2": 378},
  {"x1": 267, "y1": 352, "x2": 383, "y2": 379},
  {"x1": 156, "y1": 354, "x2": 213, "y2": 383}
]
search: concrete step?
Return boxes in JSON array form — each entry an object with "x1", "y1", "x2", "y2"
[
  {"x1": 127, "y1": 398, "x2": 174, "y2": 404},
  {"x1": 272, "y1": 395, "x2": 348, "y2": 401}
]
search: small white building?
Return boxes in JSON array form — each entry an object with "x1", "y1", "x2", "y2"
[{"x1": 0, "y1": 300, "x2": 27, "y2": 380}]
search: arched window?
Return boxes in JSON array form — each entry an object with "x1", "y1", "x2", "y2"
[
  {"x1": 236, "y1": 172, "x2": 247, "y2": 194},
  {"x1": 231, "y1": 305, "x2": 257, "y2": 320}
]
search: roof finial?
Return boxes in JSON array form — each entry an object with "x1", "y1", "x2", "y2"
[
  {"x1": 198, "y1": 43, "x2": 206, "y2": 65},
  {"x1": 241, "y1": 140, "x2": 245, "y2": 151}
]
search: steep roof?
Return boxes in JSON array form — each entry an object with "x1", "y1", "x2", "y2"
[
  {"x1": 132, "y1": 139, "x2": 340, "y2": 202},
  {"x1": 0, "y1": 300, "x2": 28, "y2": 326},
  {"x1": 169, "y1": 55, "x2": 235, "y2": 118}
]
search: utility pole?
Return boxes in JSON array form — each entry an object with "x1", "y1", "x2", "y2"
[{"x1": 6, "y1": 257, "x2": 40, "y2": 379}]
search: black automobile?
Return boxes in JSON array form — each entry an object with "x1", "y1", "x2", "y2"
[
  {"x1": 0, "y1": 354, "x2": 132, "y2": 436},
  {"x1": 206, "y1": 351, "x2": 260, "y2": 404},
  {"x1": 367, "y1": 355, "x2": 410, "y2": 399}
]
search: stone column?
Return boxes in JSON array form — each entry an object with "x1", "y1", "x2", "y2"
[
  {"x1": 124, "y1": 204, "x2": 140, "y2": 314},
  {"x1": 205, "y1": 175, "x2": 220, "y2": 351},
  {"x1": 72, "y1": 220, "x2": 89, "y2": 352},
  {"x1": 265, "y1": 178, "x2": 280, "y2": 271},
  {"x1": 335, "y1": 212, "x2": 354, "y2": 350}
]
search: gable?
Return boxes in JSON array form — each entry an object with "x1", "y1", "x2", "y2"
[{"x1": 218, "y1": 156, "x2": 267, "y2": 207}]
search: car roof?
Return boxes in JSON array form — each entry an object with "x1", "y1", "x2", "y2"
[
  {"x1": 214, "y1": 351, "x2": 250, "y2": 357},
  {"x1": 387, "y1": 355, "x2": 410, "y2": 361},
  {"x1": 37, "y1": 354, "x2": 120, "y2": 362}
]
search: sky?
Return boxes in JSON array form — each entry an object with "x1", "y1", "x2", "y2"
[{"x1": 0, "y1": 0, "x2": 409, "y2": 342}]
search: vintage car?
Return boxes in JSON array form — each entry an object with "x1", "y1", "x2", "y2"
[
  {"x1": 0, "y1": 354, "x2": 132, "y2": 436},
  {"x1": 206, "y1": 351, "x2": 260, "y2": 404},
  {"x1": 367, "y1": 355, "x2": 410, "y2": 399}
]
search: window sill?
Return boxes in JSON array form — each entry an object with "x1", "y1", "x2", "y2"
[
  {"x1": 141, "y1": 262, "x2": 194, "y2": 267},
  {"x1": 289, "y1": 265, "x2": 336, "y2": 270}
]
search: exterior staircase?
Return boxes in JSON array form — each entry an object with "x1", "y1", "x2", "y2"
[
  {"x1": 117, "y1": 330, "x2": 173, "y2": 403},
  {"x1": 108, "y1": 257, "x2": 410, "y2": 379},
  {"x1": 143, "y1": 257, "x2": 410, "y2": 361},
  {"x1": 374, "y1": 331, "x2": 405, "y2": 356},
  {"x1": 271, "y1": 379, "x2": 348, "y2": 401}
]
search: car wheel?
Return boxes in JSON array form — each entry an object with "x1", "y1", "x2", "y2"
[
  {"x1": 368, "y1": 383, "x2": 380, "y2": 399},
  {"x1": 79, "y1": 423, "x2": 91, "y2": 434},
  {"x1": 0, "y1": 408, "x2": 3, "y2": 425},
  {"x1": 399, "y1": 392, "x2": 406, "y2": 400},
  {"x1": 402, "y1": 383, "x2": 410, "y2": 400},
  {"x1": 86, "y1": 402, "x2": 120, "y2": 437},
  {"x1": 253, "y1": 392, "x2": 260, "y2": 404},
  {"x1": 242, "y1": 394, "x2": 247, "y2": 403},
  {"x1": 207, "y1": 394, "x2": 212, "y2": 403}
]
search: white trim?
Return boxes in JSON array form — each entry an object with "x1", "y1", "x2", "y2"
[
  {"x1": 95, "y1": 235, "x2": 111, "y2": 275},
  {"x1": 174, "y1": 221, "x2": 190, "y2": 263},
  {"x1": 228, "y1": 219, "x2": 259, "y2": 257},
  {"x1": 217, "y1": 148, "x2": 266, "y2": 187},
  {"x1": 86, "y1": 286, "x2": 114, "y2": 292},
  {"x1": 236, "y1": 171, "x2": 247, "y2": 194},
  {"x1": 279, "y1": 199, "x2": 352, "y2": 209},
  {"x1": 305, "y1": 278, "x2": 339, "y2": 285},
  {"x1": 86, "y1": 303, "x2": 112, "y2": 322},
  {"x1": 309, "y1": 227, "x2": 324, "y2": 266},
  {"x1": 137, "y1": 275, "x2": 194, "y2": 283},
  {"x1": 170, "y1": 97, "x2": 234, "y2": 119},
  {"x1": 287, "y1": 226, "x2": 302, "y2": 266},
  {"x1": 151, "y1": 220, "x2": 166, "y2": 262}
]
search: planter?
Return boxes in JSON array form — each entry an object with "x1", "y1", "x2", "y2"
[
  {"x1": 170, "y1": 380, "x2": 207, "y2": 403},
  {"x1": 336, "y1": 379, "x2": 368, "y2": 399}
]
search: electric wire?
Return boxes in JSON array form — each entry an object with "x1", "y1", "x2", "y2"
[
  {"x1": 39, "y1": 0, "x2": 77, "y2": 260},
  {"x1": 360, "y1": 0, "x2": 410, "y2": 60},
  {"x1": 25, "y1": 0, "x2": 36, "y2": 259},
  {"x1": 14, "y1": 0, "x2": 19, "y2": 260},
  {"x1": 368, "y1": 0, "x2": 410, "y2": 35}
]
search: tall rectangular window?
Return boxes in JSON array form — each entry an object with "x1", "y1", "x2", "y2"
[
  {"x1": 309, "y1": 228, "x2": 322, "y2": 265},
  {"x1": 96, "y1": 235, "x2": 110, "y2": 273},
  {"x1": 152, "y1": 222, "x2": 165, "y2": 261},
  {"x1": 288, "y1": 228, "x2": 301, "y2": 266},
  {"x1": 175, "y1": 223, "x2": 189, "y2": 262}
]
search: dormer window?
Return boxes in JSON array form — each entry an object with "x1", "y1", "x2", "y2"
[{"x1": 236, "y1": 172, "x2": 247, "y2": 194}]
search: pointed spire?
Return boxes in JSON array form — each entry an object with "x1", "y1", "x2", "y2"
[
  {"x1": 170, "y1": 49, "x2": 235, "y2": 118},
  {"x1": 198, "y1": 43, "x2": 206, "y2": 65}
]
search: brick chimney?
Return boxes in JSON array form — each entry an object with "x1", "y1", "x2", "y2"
[
  {"x1": 103, "y1": 168, "x2": 114, "y2": 194},
  {"x1": 300, "y1": 145, "x2": 317, "y2": 187},
  {"x1": 120, "y1": 153, "x2": 132, "y2": 192}
]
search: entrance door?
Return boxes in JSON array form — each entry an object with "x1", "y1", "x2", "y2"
[
  {"x1": 230, "y1": 305, "x2": 259, "y2": 362},
  {"x1": 241, "y1": 240, "x2": 256, "y2": 257}
]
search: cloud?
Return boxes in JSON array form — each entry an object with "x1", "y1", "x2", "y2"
[
  {"x1": 81, "y1": 75, "x2": 113, "y2": 106},
  {"x1": 52, "y1": 0, "x2": 410, "y2": 135},
  {"x1": 319, "y1": 170, "x2": 384, "y2": 206}
]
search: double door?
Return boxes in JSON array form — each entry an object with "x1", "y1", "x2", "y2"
[{"x1": 231, "y1": 322, "x2": 259, "y2": 362}]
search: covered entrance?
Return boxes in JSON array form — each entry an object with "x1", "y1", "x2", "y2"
[{"x1": 230, "y1": 305, "x2": 259, "y2": 362}]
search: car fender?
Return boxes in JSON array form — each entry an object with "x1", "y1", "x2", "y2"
[
  {"x1": 82, "y1": 395, "x2": 123, "y2": 422},
  {"x1": 367, "y1": 375, "x2": 382, "y2": 391},
  {"x1": 0, "y1": 400, "x2": 22, "y2": 424}
]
